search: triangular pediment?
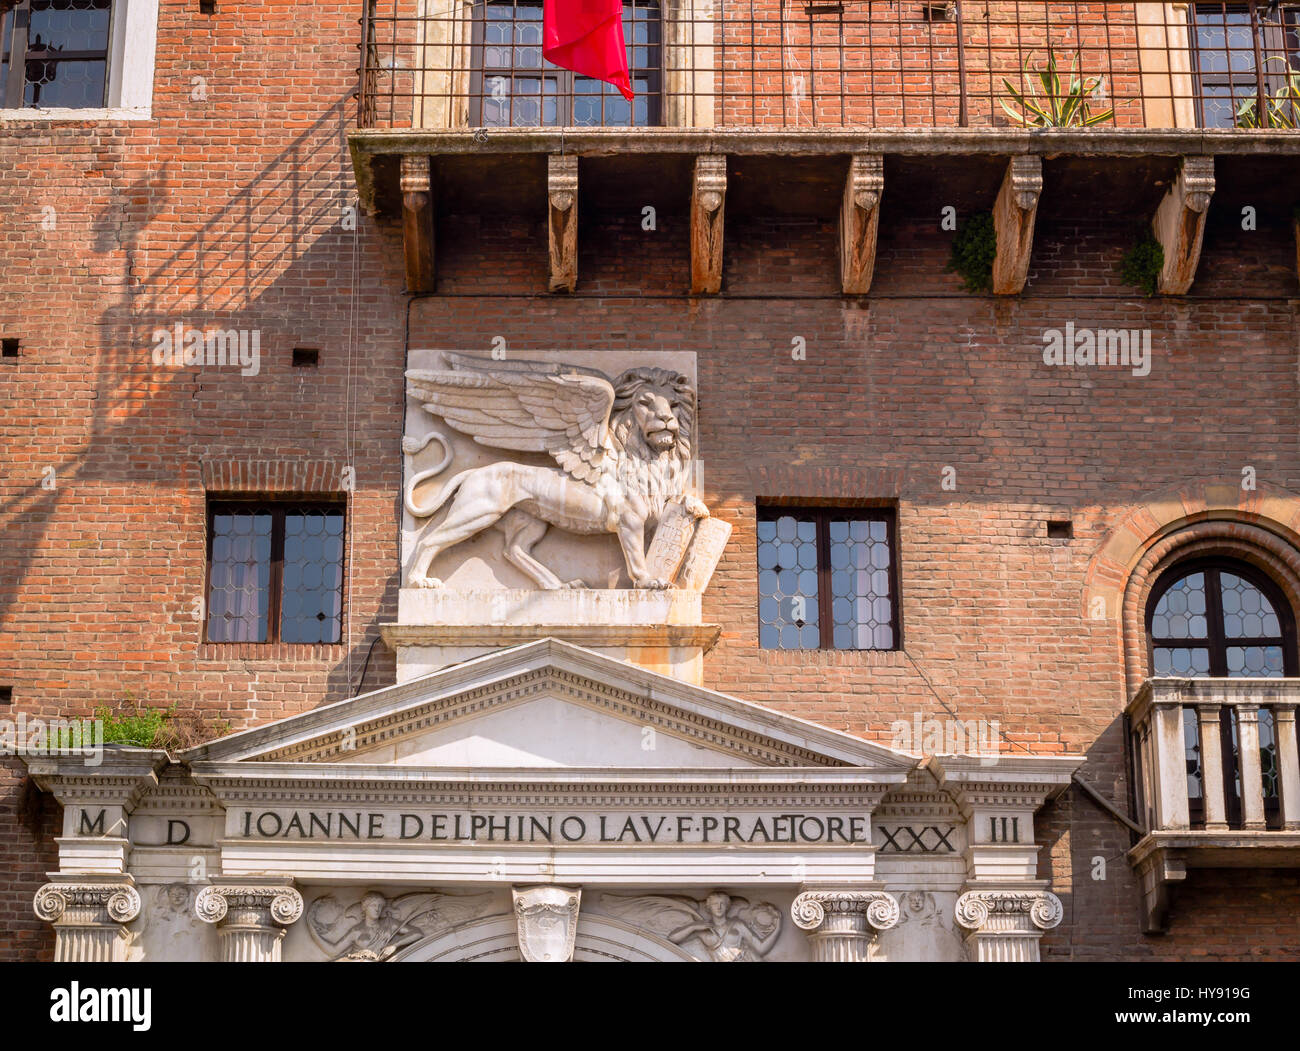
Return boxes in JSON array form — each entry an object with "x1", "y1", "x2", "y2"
[{"x1": 181, "y1": 638, "x2": 916, "y2": 773}]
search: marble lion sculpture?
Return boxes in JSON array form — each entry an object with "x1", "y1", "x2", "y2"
[{"x1": 402, "y1": 353, "x2": 708, "y2": 590}]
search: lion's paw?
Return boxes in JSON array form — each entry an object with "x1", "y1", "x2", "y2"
[
  {"x1": 635, "y1": 578, "x2": 672, "y2": 590},
  {"x1": 562, "y1": 579, "x2": 588, "y2": 590},
  {"x1": 411, "y1": 576, "x2": 444, "y2": 589},
  {"x1": 684, "y1": 497, "x2": 709, "y2": 519}
]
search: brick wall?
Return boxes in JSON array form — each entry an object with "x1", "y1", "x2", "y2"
[{"x1": 0, "y1": 0, "x2": 1297, "y2": 960}]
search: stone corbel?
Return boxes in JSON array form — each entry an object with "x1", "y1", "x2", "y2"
[
  {"x1": 1135, "y1": 849, "x2": 1187, "y2": 935},
  {"x1": 34, "y1": 875, "x2": 142, "y2": 962},
  {"x1": 1152, "y1": 155, "x2": 1215, "y2": 295},
  {"x1": 195, "y1": 879, "x2": 304, "y2": 962},
  {"x1": 690, "y1": 154, "x2": 726, "y2": 294},
  {"x1": 954, "y1": 886, "x2": 1062, "y2": 961},
  {"x1": 791, "y1": 888, "x2": 899, "y2": 962},
  {"x1": 548, "y1": 154, "x2": 579, "y2": 293},
  {"x1": 1293, "y1": 215, "x2": 1299, "y2": 290},
  {"x1": 992, "y1": 155, "x2": 1042, "y2": 295},
  {"x1": 400, "y1": 155, "x2": 435, "y2": 293},
  {"x1": 839, "y1": 154, "x2": 884, "y2": 295}
]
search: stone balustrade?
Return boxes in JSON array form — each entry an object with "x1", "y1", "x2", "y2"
[{"x1": 1128, "y1": 678, "x2": 1300, "y2": 834}]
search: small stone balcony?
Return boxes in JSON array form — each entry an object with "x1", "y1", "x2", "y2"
[{"x1": 1127, "y1": 677, "x2": 1300, "y2": 932}]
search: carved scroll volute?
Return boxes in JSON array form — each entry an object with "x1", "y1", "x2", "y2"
[
  {"x1": 691, "y1": 154, "x2": 727, "y2": 294},
  {"x1": 791, "y1": 889, "x2": 899, "y2": 963},
  {"x1": 839, "y1": 154, "x2": 884, "y2": 295},
  {"x1": 548, "y1": 154, "x2": 579, "y2": 293},
  {"x1": 991, "y1": 155, "x2": 1042, "y2": 295},
  {"x1": 512, "y1": 885, "x2": 582, "y2": 962},
  {"x1": 1153, "y1": 155, "x2": 1215, "y2": 295}
]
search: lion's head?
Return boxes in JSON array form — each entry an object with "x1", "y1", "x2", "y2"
[{"x1": 609, "y1": 367, "x2": 695, "y2": 520}]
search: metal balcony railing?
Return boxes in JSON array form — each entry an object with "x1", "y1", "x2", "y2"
[
  {"x1": 355, "y1": 0, "x2": 1300, "y2": 132},
  {"x1": 1129, "y1": 678, "x2": 1300, "y2": 836}
]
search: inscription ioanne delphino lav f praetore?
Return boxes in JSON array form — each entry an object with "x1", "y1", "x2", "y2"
[{"x1": 236, "y1": 809, "x2": 872, "y2": 845}]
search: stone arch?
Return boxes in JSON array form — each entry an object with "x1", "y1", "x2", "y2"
[
  {"x1": 1081, "y1": 482, "x2": 1300, "y2": 697},
  {"x1": 390, "y1": 911, "x2": 699, "y2": 962}
]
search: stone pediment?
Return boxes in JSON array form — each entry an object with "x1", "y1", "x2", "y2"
[{"x1": 181, "y1": 638, "x2": 917, "y2": 774}]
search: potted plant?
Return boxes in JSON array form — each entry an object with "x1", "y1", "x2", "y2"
[{"x1": 1001, "y1": 47, "x2": 1115, "y2": 128}]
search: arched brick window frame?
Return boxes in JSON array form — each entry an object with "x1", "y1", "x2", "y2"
[{"x1": 1121, "y1": 523, "x2": 1300, "y2": 697}]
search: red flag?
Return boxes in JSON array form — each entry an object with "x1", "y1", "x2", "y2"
[{"x1": 543, "y1": 0, "x2": 634, "y2": 102}]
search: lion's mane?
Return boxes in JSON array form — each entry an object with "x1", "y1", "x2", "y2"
[{"x1": 608, "y1": 367, "x2": 695, "y2": 523}]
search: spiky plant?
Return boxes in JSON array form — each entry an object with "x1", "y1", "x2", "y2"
[
  {"x1": 1234, "y1": 63, "x2": 1300, "y2": 129},
  {"x1": 1000, "y1": 47, "x2": 1115, "y2": 128}
]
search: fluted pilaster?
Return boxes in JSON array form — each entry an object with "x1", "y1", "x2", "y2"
[
  {"x1": 34, "y1": 877, "x2": 142, "y2": 962},
  {"x1": 195, "y1": 880, "x2": 303, "y2": 962},
  {"x1": 791, "y1": 889, "x2": 900, "y2": 962},
  {"x1": 953, "y1": 887, "x2": 1062, "y2": 962}
]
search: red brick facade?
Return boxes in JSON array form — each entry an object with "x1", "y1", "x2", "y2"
[{"x1": 1, "y1": 1, "x2": 1298, "y2": 960}]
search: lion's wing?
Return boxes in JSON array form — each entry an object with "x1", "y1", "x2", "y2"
[{"x1": 405, "y1": 353, "x2": 615, "y2": 484}]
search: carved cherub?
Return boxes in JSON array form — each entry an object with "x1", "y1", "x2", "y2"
[
  {"x1": 306, "y1": 890, "x2": 491, "y2": 962},
  {"x1": 599, "y1": 891, "x2": 782, "y2": 962},
  {"x1": 403, "y1": 354, "x2": 707, "y2": 590}
]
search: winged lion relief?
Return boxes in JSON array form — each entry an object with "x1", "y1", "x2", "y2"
[{"x1": 402, "y1": 353, "x2": 712, "y2": 591}]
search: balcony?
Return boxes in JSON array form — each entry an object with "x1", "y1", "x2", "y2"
[
  {"x1": 1127, "y1": 677, "x2": 1300, "y2": 932},
  {"x1": 345, "y1": 2, "x2": 1300, "y2": 295},
  {"x1": 355, "y1": 0, "x2": 1300, "y2": 132}
]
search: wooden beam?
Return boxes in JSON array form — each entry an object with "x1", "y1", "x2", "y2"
[
  {"x1": 1293, "y1": 215, "x2": 1299, "y2": 291},
  {"x1": 547, "y1": 154, "x2": 579, "y2": 293},
  {"x1": 690, "y1": 155, "x2": 727, "y2": 294},
  {"x1": 400, "y1": 155, "x2": 435, "y2": 293},
  {"x1": 1152, "y1": 155, "x2": 1215, "y2": 295},
  {"x1": 839, "y1": 154, "x2": 884, "y2": 295},
  {"x1": 991, "y1": 155, "x2": 1042, "y2": 295}
]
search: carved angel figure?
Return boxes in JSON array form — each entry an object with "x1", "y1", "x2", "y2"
[
  {"x1": 403, "y1": 353, "x2": 707, "y2": 590},
  {"x1": 306, "y1": 890, "x2": 491, "y2": 962},
  {"x1": 599, "y1": 891, "x2": 782, "y2": 962}
]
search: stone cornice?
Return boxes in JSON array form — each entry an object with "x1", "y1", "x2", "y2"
[
  {"x1": 1128, "y1": 677, "x2": 1300, "y2": 725},
  {"x1": 379, "y1": 622, "x2": 723, "y2": 651},
  {"x1": 181, "y1": 638, "x2": 918, "y2": 773},
  {"x1": 929, "y1": 754, "x2": 1082, "y2": 806},
  {"x1": 187, "y1": 763, "x2": 901, "y2": 809},
  {"x1": 23, "y1": 749, "x2": 169, "y2": 807}
]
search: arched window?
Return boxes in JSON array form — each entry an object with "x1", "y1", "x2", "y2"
[
  {"x1": 1146, "y1": 557, "x2": 1297, "y2": 828},
  {"x1": 1147, "y1": 558, "x2": 1296, "y2": 678},
  {"x1": 471, "y1": 0, "x2": 662, "y2": 128}
]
